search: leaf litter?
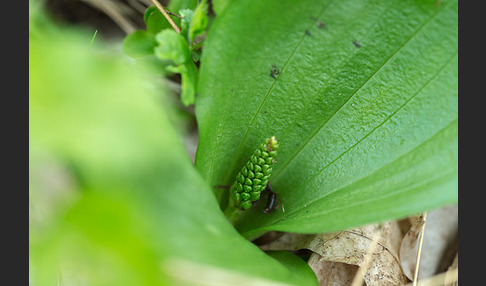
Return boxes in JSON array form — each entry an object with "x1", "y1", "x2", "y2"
[
  {"x1": 400, "y1": 205, "x2": 458, "y2": 282},
  {"x1": 257, "y1": 204, "x2": 458, "y2": 285}
]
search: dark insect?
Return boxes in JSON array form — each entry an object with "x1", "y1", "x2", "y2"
[
  {"x1": 353, "y1": 40, "x2": 361, "y2": 48},
  {"x1": 270, "y1": 65, "x2": 280, "y2": 79},
  {"x1": 263, "y1": 184, "x2": 285, "y2": 213},
  {"x1": 305, "y1": 30, "x2": 311, "y2": 36}
]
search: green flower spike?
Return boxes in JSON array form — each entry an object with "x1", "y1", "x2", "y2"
[{"x1": 224, "y1": 136, "x2": 278, "y2": 224}]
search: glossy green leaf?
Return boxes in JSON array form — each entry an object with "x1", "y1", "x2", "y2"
[
  {"x1": 29, "y1": 23, "x2": 316, "y2": 285},
  {"x1": 195, "y1": 0, "x2": 458, "y2": 239}
]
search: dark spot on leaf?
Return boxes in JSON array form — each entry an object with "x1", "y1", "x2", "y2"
[
  {"x1": 310, "y1": 17, "x2": 318, "y2": 21},
  {"x1": 264, "y1": 110, "x2": 267, "y2": 114},
  {"x1": 270, "y1": 65, "x2": 280, "y2": 79},
  {"x1": 353, "y1": 40, "x2": 361, "y2": 48},
  {"x1": 231, "y1": 88, "x2": 234, "y2": 92},
  {"x1": 235, "y1": 57, "x2": 239, "y2": 62},
  {"x1": 305, "y1": 30, "x2": 311, "y2": 36},
  {"x1": 316, "y1": 21, "x2": 326, "y2": 29}
]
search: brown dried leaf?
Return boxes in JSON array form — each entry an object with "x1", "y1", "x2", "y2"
[
  {"x1": 399, "y1": 205, "x2": 458, "y2": 281},
  {"x1": 308, "y1": 253, "x2": 360, "y2": 286},
  {"x1": 444, "y1": 253, "x2": 458, "y2": 286},
  {"x1": 260, "y1": 222, "x2": 406, "y2": 285}
]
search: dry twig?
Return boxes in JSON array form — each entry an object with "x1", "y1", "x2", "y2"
[
  {"x1": 412, "y1": 212, "x2": 428, "y2": 286},
  {"x1": 151, "y1": 0, "x2": 181, "y2": 33}
]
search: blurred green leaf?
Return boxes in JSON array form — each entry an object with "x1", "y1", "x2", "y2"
[
  {"x1": 155, "y1": 29, "x2": 198, "y2": 106},
  {"x1": 155, "y1": 29, "x2": 190, "y2": 65},
  {"x1": 134, "y1": 54, "x2": 171, "y2": 76},
  {"x1": 179, "y1": 8, "x2": 194, "y2": 41},
  {"x1": 122, "y1": 30, "x2": 157, "y2": 58},
  {"x1": 123, "y1": 16, "x2": 169, "y2": 76},
  {"x1": 189, "y1": 0, "x2": 208, "y2": 43},
  {"x1": 179, "y1": 59, "x2": 199, "y2": 106},
  {"x1": 144, "y1": 6, "x2": 170, "y2": 34},
  {"x1": 169, "y1": 0, "x2": 198, "y2": 20},
  {"x1": 266, "y1": 251, "x2": 318, "y2": 283},
  {"x1": 195, "y1": 0, "x2": 458, "y2": 239},
  {"x1": 144, "y1": 0, "x2": 198, "y2": 32},
  {"x1": 29, "y1": 18, "x2": 316, "y2": 286}
]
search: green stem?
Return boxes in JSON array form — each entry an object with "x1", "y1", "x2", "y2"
[
  {"x1": 223, "y1": 192, "x2": 243, "y2": 225},
  {"x1": 224, "y1": 204, "x2": 243, "y2": 225}
]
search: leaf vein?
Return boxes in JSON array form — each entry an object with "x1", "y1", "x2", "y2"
[
  {"x1": 271, "y1": 117, "x2": 457, "y2": 224},
  {"x1": 221, "y1": 1, "x2": 336, "y2": 183},
  {"x1": 272, "y1": 2, "x2": 451, "y2": 181}
]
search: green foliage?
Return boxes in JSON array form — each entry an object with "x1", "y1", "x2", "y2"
[
  {"x1": 179, "y1": 8, "x2": 194, "y2": 39},
  {"x1": 144, "y1": 6, "x2": 169, "y2": 34},
  {"x1": 122, "y1": 8, "x2": 169, "y2": 76},
  {"x1": 189, "y1": 0, "x2": 209, "y2": 44},
  {"x1": 212, "y1": 0, "x2": 233, "y2": 16},
  {"x1": 29, "y1": 16, "x2": 317, "y2": 286},
  {"x1": 123, "y1": 1, "x2": 209, "y2": 106},
  {"x1": 155, "y1": 29, "x2": 191, "y2": 65},
  {"x1": 195, "y1": 0, "x2": 458, "y2": 239},
  {"x1": 30, "y1": 0, "x2": 458, "y2": 284},
  {"x1": 122, "y1": 30, "x2": 157, "y2": 58},
  {"x1": 154, "y1": 29, "x2": 199, "y2": 105}
]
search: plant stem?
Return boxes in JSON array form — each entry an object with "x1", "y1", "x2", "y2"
[
  {"x1": 151, "y1": 0, "x2": 181, "y2": 34},
  {"x1": 223, "y1": 192, "x2": 243, "y2": 225},
  {"x1": 224, "y1": 204, "x2": 243, "y2": 225}
]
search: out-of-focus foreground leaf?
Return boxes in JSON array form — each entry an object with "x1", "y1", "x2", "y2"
[
  {"x1": 29, "y1": 17, "x2": 317, "y2": 286},
  {"x1": 195, "y1": 0, "x2": 458, "y2": 239}
]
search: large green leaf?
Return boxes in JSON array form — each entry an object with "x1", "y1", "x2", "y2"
[
  {"x1": 195, "y1": 0, "x2": 458, "y2": 239},
  {"x1": 29, "y1": 25, "x2": 317, "y2": 285}
]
